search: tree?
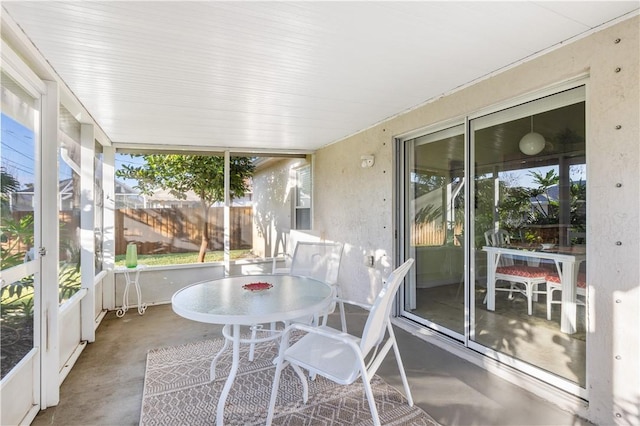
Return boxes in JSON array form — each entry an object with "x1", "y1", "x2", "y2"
[
  {"x1": 527, "y1": 169, "x2": 560, "y2": 225},
  {"x1": 116, "y1": 154, "x2": 254, "y2": 262},
  {"x1": 1, "y1": 167, "x2": 20, "y2": 217}
]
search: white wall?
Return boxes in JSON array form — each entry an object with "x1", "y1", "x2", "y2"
[
  {"x1": 314, "y1": 127, "x2": 397, "y2": 303},
  {"x1": 251, "y1": 157, "x2": 309, "y2": 258},
  {"x1": 311, "y1": 16, "x2": 639, "y2": 426},
  {"x1": 111, "y1": 260, "x2": 279, "y2": 309}
]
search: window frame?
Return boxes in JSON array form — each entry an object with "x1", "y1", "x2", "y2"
[{"x1": 293, "y1": 164, "x2": 311, "y2": 230}]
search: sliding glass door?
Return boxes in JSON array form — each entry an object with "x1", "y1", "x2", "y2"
[
  {"x1": 470, "y1": 86, "x2": 587, "y2": 393},
  {"x1": 399, "y1": 84, "x2": 587, "y2": 396},
  {"x1": 401, "y1": 124, "x2": 466, "y2": 338}
]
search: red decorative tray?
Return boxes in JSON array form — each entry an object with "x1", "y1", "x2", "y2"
[{"x1": 242, "y1": 282, "x2": 273, "y2": 292}]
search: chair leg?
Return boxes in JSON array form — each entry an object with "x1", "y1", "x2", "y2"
[
  {"x1": 321, "y1": 313, "x2": 328, "y2": 326},
  {"x1": 339, "y1": 300, "x2": 347, "y2": 332},
  {"x1": 290, "y1": 364, "x2": 309, "y2": 402},
  {"x1": 508, "y1": 282, "x2": 517, "y2": 300},
  {"x1": 388, "y1": 325, "x2": 413, "y2": 406},
  {"x1": 248, "y1": 325, "x2": 258, "y2": 361},
  {"x1": 547, "y1": 287, "x2": 557, "y2": 321},
  {"x1": 361, "y1": 370, "x2": 381, "y2": 426},
  {"x1": 266, "y1": 359, "x2": 286, "y2": 425}
]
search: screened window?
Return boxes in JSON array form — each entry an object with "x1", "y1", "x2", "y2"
[
  {"x1": 294, "y1": 166, "x2": 311, "y2": 230},
  {"x1": 58, "y1": 105, "x2": 82, "y2": 304},
  {"x1": 113, "y1": 153, "x2": 255, "y2": 266},
  {"x1": 94, "y1": 142, "x2": 104, "y2": 273}
]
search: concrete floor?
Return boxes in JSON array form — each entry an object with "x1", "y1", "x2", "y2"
[
  {"x1": 412, "y1": 284, "x2": 586, "y2": 386},
  {"x1": 33, "y1": 304, "x2": 591, "y2": 426}
]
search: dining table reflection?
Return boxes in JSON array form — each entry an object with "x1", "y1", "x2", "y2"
[{"x1": 483, "y1": 244, "x2": 586, "y2": 334}]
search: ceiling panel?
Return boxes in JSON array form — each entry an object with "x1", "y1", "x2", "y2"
[{"x1": 2, "y1": 1, "x2": 638, "y2": 153}]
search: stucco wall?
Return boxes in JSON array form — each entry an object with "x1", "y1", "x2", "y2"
[
  {"x1": 251, "y1": 157, "x2": 309, "y2": 258},
  {"x1": 314, "y1": 127, "x2": 397, "y2": 304},
  {"x1": 312, "y1": 15, "x2": 639, "y2": 426}
]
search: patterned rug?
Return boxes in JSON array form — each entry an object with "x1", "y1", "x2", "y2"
[{"x1": 140, "y1": 333, "x2": 440, "y2": 425}]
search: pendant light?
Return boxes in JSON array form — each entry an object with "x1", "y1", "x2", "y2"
[{"x1": 519, "y1": 115, "x2": 545, "y2": 155}]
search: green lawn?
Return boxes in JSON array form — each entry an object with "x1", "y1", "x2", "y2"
[{"x1": 114, "y1": 249, "x2": 254, "y2": 267}]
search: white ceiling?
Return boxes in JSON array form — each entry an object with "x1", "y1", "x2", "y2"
[{"x1": 3, "y1": 1, "x2": 638, "y2": 154}]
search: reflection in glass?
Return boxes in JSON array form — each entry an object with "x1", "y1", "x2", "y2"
[
  {"x1": 403, "y1": 125, "x2": 465, "y2": 336},
  {"x1": 472, "y1": 87, "x2": 587, "y2": 386}
]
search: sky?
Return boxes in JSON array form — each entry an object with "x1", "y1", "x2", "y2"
[
  {"x1": 2, "y1": 113, "x2": 82, "y2": 191},
  {"x1": 1, "y1": 113, "x2": 35, "y2": 188}
]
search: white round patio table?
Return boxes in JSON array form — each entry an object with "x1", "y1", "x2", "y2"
[{"x1": 171, "y1": 274, "x2": 333, "y2": 426}]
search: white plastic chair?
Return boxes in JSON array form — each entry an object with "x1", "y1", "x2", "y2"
[
  {"x1": 271, "y1": 251, "x2": 293, "y2": 275},
  {"x1": 272, "y1": 241, "x2": 345, "y2": 328},
  {"x1": 484, "y1": 229, "x2": 548, "y2": 315},
  {"x1": 249, "y1": 241, "x2": 345, "y2": 360},
  {"x1": 288, "y1": 241, "x2": 345, "y2": 329},
  {"x1": 265, "y1": 258, "x2": 415, "y2": 426}
]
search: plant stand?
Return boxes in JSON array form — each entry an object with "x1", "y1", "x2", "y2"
[{"x1": 116, "y1": 265, "x2": 147, "y2": 317}]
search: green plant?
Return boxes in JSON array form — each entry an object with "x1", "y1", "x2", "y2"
[
  {"x1": 495, "y1": 169, "x2": 586, "y2": 243},
  {"x1": 1, "y1": 213, "x2": 36, "y2": 318},
  {"x1": 526, "y1": 170, "x2": 560, "y2": 226},
  {"x1": 1, "y1": 275, "x2": 35, "y2": 319},
  {"x1": 58, "y1": 263, "x2": 81, "y2": 303},
  {"x1": 1, "y1": 214, "x2": 34, "y2": 269},
  {"x1": 1, "y1": 167, "x2": 20, "y2": 215}
]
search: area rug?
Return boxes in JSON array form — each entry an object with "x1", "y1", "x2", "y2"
[{"x1": 140, "y1": 333, "x2": 440, "y2": 425}]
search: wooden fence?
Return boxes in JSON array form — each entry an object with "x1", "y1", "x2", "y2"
[
  {"x1": 411, "y1": 222, "x2": 463, "y2": 246},
  {"x1": 115, "y1": 206, "x2": 252, "y2": 255}
]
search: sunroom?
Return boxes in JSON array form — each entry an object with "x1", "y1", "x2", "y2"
[{"x1": 1, "y1": 2, "x2": 639, "y2": 426}]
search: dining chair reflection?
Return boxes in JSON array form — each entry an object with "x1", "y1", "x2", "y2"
[{"x1": 484, "y1": 229, "x2": 548, "y2": 315}]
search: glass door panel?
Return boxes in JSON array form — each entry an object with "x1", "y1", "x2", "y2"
[
  {"x1": 470, "y1": 86, "x2": 587, "y2": 388},
  {"x1": 402, "y1": 124, "x2": 465, "y2": 337}
]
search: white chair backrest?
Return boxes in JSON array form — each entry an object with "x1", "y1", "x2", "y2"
[
  {"x1": 484, "y1": 229, "x2": 510, "y2": 247},
  {"x1": 567, "y1": 228, "x2": 586, "y2": 245},
  {"x1": 290, "y1": 241, "x2": 343, "y2": 286},
  {"x1": 360, "y1": 258, "x2": 414, "y2": 355},
  {"x1": 484, "y1": 229, "x2": 516, "y2": 266}
]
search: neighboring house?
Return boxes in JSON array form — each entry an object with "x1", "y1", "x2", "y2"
[
  {"x1": 10, "y1": 178, "x2": 77, "y2": 211},
  {"x1": 114, "y1": 180, "x2": 146, "y2": 209},
  {"x1": 251, "y1": 156, "x2": 310, "y2": 259},
  {"x1": 114, "y1": 179, "x2": 253, "y2": 209}
]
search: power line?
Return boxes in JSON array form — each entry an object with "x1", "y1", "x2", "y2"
[
  {"x1": 1, "y1": 140, "x2": 35, "y2": 162},
  {"x1": 1, "y1": 158, "x2": 34, "y2": 177}
]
